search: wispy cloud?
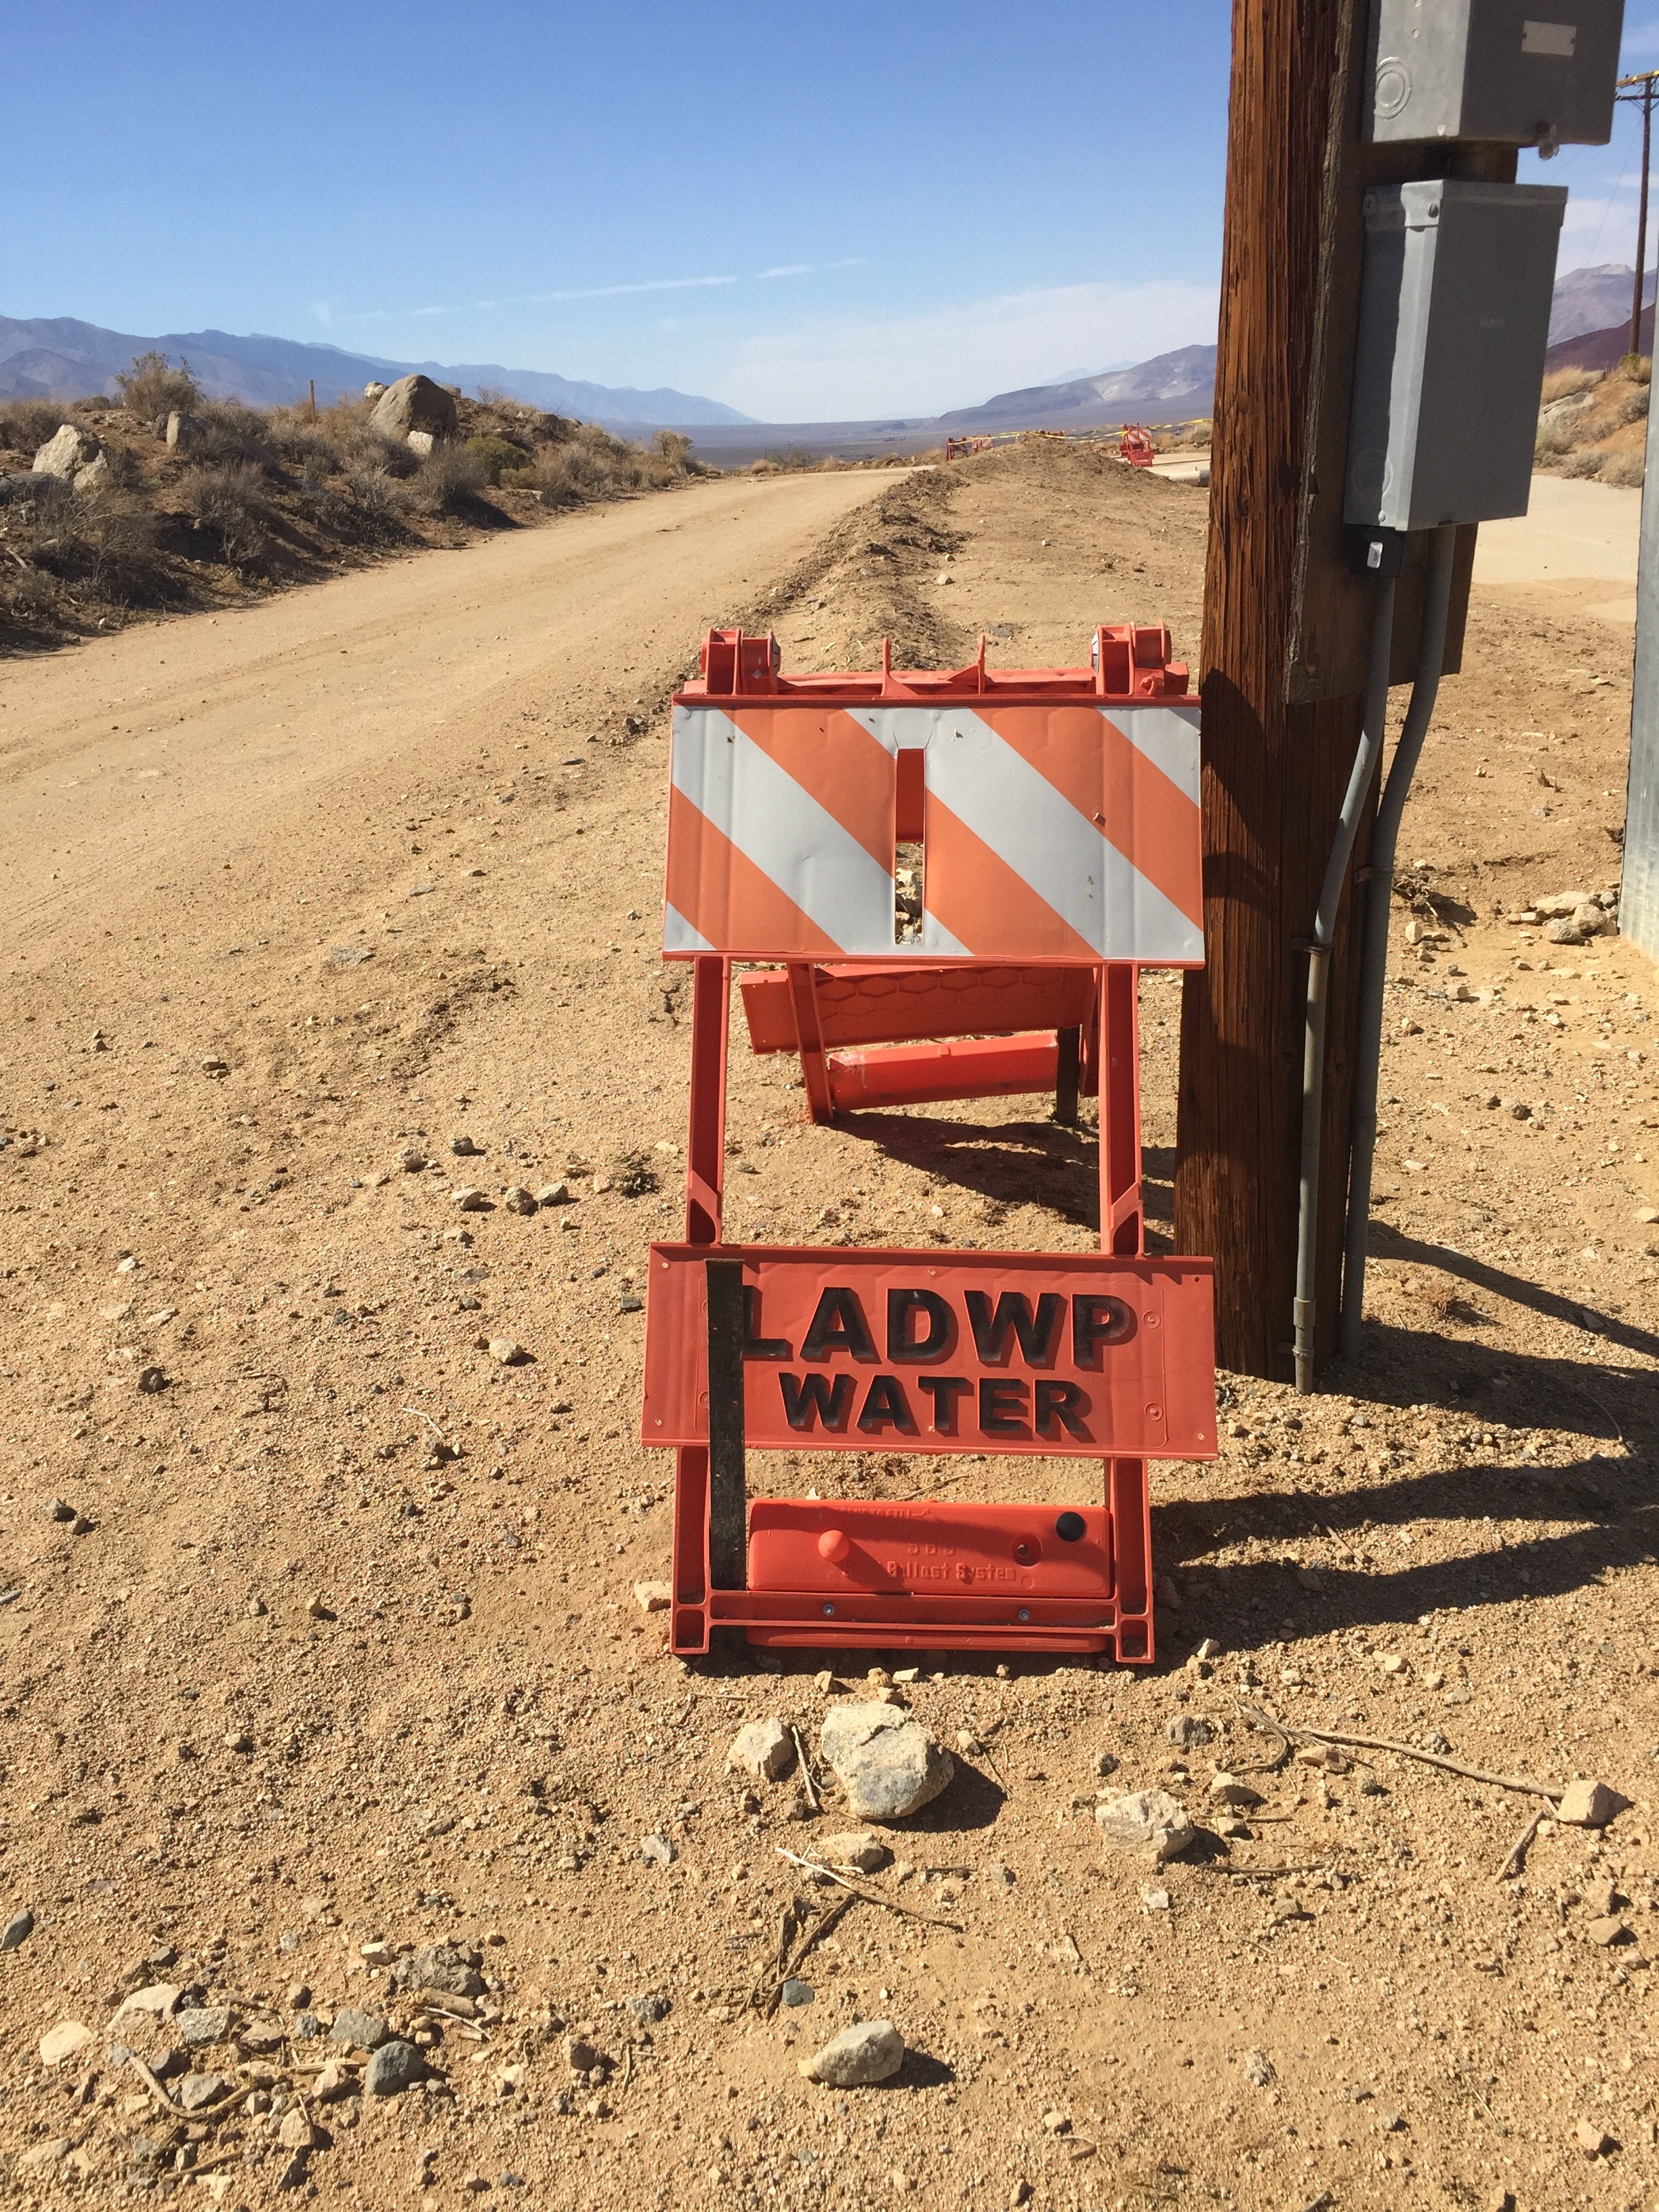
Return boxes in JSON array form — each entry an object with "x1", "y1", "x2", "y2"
[
  {"x1": 722, "y1": 278, "x2": 1220, "y2": 421},
  {"x1": 314, "y1": 258, "x2": 861, "y2": 329}
]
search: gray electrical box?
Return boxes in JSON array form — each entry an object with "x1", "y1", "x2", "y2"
[
  {"x1": 1345, "y1": 178, "x2": 1566, "y2": 531},
  {"x1": 1367, "y1": 0, "x2": 1624, "y2": 145}
]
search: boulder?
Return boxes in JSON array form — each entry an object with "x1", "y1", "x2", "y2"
[
  {"x1": 33, "y1": 424, "x2": 100, "y2": 478},
  {"x1": 73, "y1": 453, "x2": 108, "y2": 496},
  {"x1": 369, "y1": 375, "x2": 457, "y2": 444},
  {"x1": 1094, "y1": 1788, "x2": 1195, "y2": 1863},
  {"x1": 798, "y1": 2019, "x2": 904, "y2": 2087},
  {"x1": 820, "y1": 1702, "x2": 954, "y2": 1820},
  {"x1": 406, "y1": 429, "x2": 437, "y2": 457},
  {"x1": 165, "y1": 411, "x2": 200, "y2": 452},
  {"x1": 363, "y1": 382, "x2": 388, "y2": 403}
]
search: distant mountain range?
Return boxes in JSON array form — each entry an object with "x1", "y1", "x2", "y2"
[
  {"x1": 1547, "y1": 301, "x2": 1656, "y2": 373},
  {"x1": 5, "y1": 264, "x2": 1643, "y2": 445},
  {"x1": 0, "y1": 314, "x2": 753, "y2": 428}
]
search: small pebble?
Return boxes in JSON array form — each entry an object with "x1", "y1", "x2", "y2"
[
  {"x1": 798, "y1": 2018, "x2": 903, "y2": 2086},
  {"x1": 365, "y1": 2039, "x2": 426, "y2": 2096},
  {"x1": 1, "y1": 1908, "x2": 35, "y2": 1951}
]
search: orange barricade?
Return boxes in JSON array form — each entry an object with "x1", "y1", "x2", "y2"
[{"x1": 642, "y1": 626, "x2": 1216, "y2": 1662}]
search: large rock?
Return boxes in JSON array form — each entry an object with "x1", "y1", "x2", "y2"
[
  {"x1": 820, "y1": 1702, "x2": 954, "y2": 1820},
  {"x1": 165, "y1": 411, "x2": 200, "y2": 452},
  {"x1": 1095, "y1": 1788, "x2": 1195, "y2": 1863},
  {"x1": 33, "y1": 424, "x2": 100, "y2": 478},
  {"x1": 798, "y1": 2019, "x2": 904, "y2": 2087},
  {"x1": 369, "y1": 375, "x2": 457, "y2": 444}
]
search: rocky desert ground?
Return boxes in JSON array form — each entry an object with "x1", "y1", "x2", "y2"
[{"x1": 0, "y1": 443, "x2": 1653, "y2": 2212}]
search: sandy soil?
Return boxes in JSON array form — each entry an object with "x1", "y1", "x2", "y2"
[{"x1": 0, "y1": 447, "x2": 1654, "y2": 2212}]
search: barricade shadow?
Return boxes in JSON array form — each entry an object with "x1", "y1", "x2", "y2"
[{"x1": 835, "y1": 1111, "x2": 1113, "y2": 1235}]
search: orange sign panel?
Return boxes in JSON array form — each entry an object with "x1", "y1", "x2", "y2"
[{"x1": 640, "y1": 1245, "x2": 1216, "y2": 1460}]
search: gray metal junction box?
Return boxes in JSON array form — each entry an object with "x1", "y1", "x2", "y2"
[
  {"x1": 1367, "y1": 0, "x2": 1624, "y2": 145},
  {"x1": 1344, "y1": 178, "x2": 1567, "y2": 532}
]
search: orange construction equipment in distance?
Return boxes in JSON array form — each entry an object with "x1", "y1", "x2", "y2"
[
  {"x1": 642, "y1": 624, "x2": 1216, "y2": 1663},
  {"x1": 1118, "y1": 424, "x2": 1156, "y2": 467}
]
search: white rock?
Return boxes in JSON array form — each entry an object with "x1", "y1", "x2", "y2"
[
  {"x1": 363, "y1": 382, "x2": 388, "y2": 403},
  {"x1": 798, "y1": 2018, "x2": 904, "y2": 2087},
  {"x1": 165, "y1": 411, "x2": 199, "y2": 452},
  {"x1": 38, "y1": 2021, "x2": 91, "y2": 2067},
  {"x1": 727, "y1": 1717, "x2": 796, "y2": 1783},
  {"x1": 73, "y1": 453, "x2": 108, "y2": 495},
  {"x1": 813, "y1": 1830, "x2": 892, "y2": 1873},
  {"x1": 407, "y1": 429, "x2": 437, "y2": 457},
  {"x1": 1557, "y1": 1778, "x2": 1622, "y2": 1828},
  {"x1": 33, "y1": 424, "x2": 99, "y2": 478},
  {"x1": 1533, "y1": 890, "x2": 1590, "y2": 918},
  {"x1": 111, "y1": 1982, "x2": 181, "y2": 2029},
  {"x1": 1208, "y1": 1773, "x2": 1265, "y2": 1809},
  {"x1": 1094, "y1": 1788, "x2": 1195, "y2": 1863},
  {"x1": 821, "y1": 1702, "x2": 954, "y2": 1820},
  {"x1": 632, "y1": 1580, "x2": 672, "y2": 1613}
]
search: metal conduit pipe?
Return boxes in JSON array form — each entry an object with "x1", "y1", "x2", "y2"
[
  {"x1": 1291, "y1": 575, "x2": 1397, "y2": 1396},
  {"x1": 1340, "y1": 523, "x2": 1460, "y2": 1362}
]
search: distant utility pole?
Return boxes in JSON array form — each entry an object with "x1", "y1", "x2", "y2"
[
  {"x1": 1618, "y1": 70, "x2": 1659, "y2": 359},
  {"x1": 1176, "y1": 0, "x2": 1495, "y2": 1380}
]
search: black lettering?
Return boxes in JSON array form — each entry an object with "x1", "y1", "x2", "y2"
[
  {"x1": 886, "y1": 1287, "x2": 955, "y2": 1363},
  {"x1": 965, "y1": 1289, "x2": 1063, "y2": 1366},
  {"x1": 1034, "y1": 1378, "x2": 1090, "y2": 1439},
  {"x1": 856, "y1": 1374, "x2": 916, "y2": 1434},
  {"x1": 800, "y1": 1286, "x2": 878, "y2": 1363},
  {"x1": 742, "y1": 1285, "x2": 791, "y2": 1361},
  {"x1": 779, "y1": 1372, "x2": 855, "y2": 1432},
  {"x1": 1072, "y1": 1292, "x2": 1133, "y2": 1365},
  {"x1": 978, "y1": 1376, "x2": 1029, "y2": 1435},
  {"x1": 917, "y1": 1375, "x2": 972, "y2": 1434}
]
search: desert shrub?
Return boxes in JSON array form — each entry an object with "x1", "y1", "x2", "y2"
[
  {"x1": 766, "y1": 447, "x2": 818, "y2": 471},
  {"x1": 79, "y1": 489, "x2": 172, "y2": 605},
  {"x1": 0, "y1": 398, "x2": 75, "y2": 455},
  {"x1": 407, "y1": 443, "x2": 489, "y2": 516},
  {"x1": 341, "y1": 465, "x2": 411, "y2": 533},
  {"x1": 262, "y1": 413, "x2": 340, "y2": 474},
  {"x1": 1601, "y1": 450, "x2": 1646, "y2": 487},
  {"x1": 463, "y1": 433, "x2": 530, "y2": 485},
  {"x1": 333, "y1": 426, "x2": 419, "y2": 480},
  {"x1": 1561, "y1": 447, "x2": 1605, "y2": 478},
  {"x1": 1540, "y1": 367, "x2": 1601, "y2": 405},
  {"x1": 750, "y1": 457, "x2": 781, "y2": 475},
  {"x1": 175, "y1": 459, "x2": 271, "y2": 565},
  {"x1": 531, "y1": 426, "x2": 653, "y2": 506},
  {"x1": 1616, "y1": 385, "x2": 1651, "y2": 425},
  {"x1": 1534, "y1": 422, "x2": 1575, "y2": 459},
  {"x1": 115, "y1": 350, "x2": 202, "y2": 421},
  {"x1": 653, "y1": 429, "x2": 693, "y2": 467},
  {"x1": 191, "y1": 400, "x2": 271, "y2": 464}
]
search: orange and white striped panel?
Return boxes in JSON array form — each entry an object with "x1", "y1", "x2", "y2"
[{"x1": 664, "y1": 701, "x2": 1202, "y2": 964}]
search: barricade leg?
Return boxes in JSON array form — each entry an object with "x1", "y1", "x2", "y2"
[
  {"x1": 684, "y1": 956, "x2": 729, "y2": 1244},
  {"x1": 786, "y1": 963, "x2": 835, "y2": 1123},
  {"x1": 670, "y1": 1444, "x2": 712, "y2": 1655},
  {"x1": 1109, "y1": 1457, "x2": 1153, "y2": 1662},
  {"x1": 1099, "y1": 963, "x2": 1143, "y2": 1256}
]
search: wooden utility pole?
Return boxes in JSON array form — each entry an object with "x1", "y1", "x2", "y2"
[
  {"x1": 1174, "y1": 0, "x2": 1488, "y2": 1380},
  {"x1": 1618, "y1": 71, "x2": 1658, "y2": 360}
]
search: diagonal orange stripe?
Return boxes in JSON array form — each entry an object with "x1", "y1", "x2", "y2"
[
  {"x1": 727, "y1": 708, "x2": 895, "y2": 872},
  {"x1": 979, "y1": 705, "x2": 1202, "y2": 927},
  {"x1": 665, "y1": 784, "x2": 842, "y2": 955},
  {"x1": 922, "y1": 795, "x2": 1098, "y2": 960}
]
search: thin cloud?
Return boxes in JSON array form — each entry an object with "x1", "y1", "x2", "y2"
[{"x1": 315, "y1": 257, "x2": 865, "y2": 329}]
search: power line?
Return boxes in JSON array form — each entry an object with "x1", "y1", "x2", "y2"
[{"x1": 1616, "y1": 70, "x2": 1659, "y2": 355}]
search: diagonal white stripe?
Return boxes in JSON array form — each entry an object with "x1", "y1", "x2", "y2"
[
  {"x1": 919, "y1": 909, "x2": 972, "y2": 955},
  {"x1": 670, "y1": 707, "x2": 895, "y2": 953},
  {"x1": 1111, "y1": 703, "x2": 1201, "y2": 803},
  {"x1": 663, "y1": 901, "x2": 715, "y2": 954},
  {"x1": 926, "y1": 708, "x2": 1203, "y2": 961}
]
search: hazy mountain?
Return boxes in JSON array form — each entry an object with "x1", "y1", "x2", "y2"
[
  {"x1": 0, "y1": 314, "x2": 752, "y2": 428},
  {"x1": 935, "y1": 343, "x2": 1218, "y2": 432},
  {"x1": 1546, "y1": 301, "x2": 1656, "y2": 373},
  {"x1": 1549, "y1": 263, "x2": 1656, "y2": 346}
]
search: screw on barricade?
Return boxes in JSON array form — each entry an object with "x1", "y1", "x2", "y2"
[{"x1": 642, "y1": 624, "x2": 1218, "y2": 1664}]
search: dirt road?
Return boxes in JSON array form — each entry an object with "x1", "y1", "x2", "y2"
[
  {"x1": 0, "y1": 449, "x2": 1654, "y2": 2212},
  {"x1": 0, "y1": 469, "x2": 887, "y2": 984}
]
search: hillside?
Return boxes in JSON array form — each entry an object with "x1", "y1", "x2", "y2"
[
  {"x1": 0, "y1": 315, "x2": 752, "y2": 430},
  {"x1": 1548, "y1": 261, "x2": 1655, "y2": 344}
]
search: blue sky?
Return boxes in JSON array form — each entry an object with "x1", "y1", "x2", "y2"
[{"x1": 9, "y1": 1, "x2": 1659, "y2": 420}]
